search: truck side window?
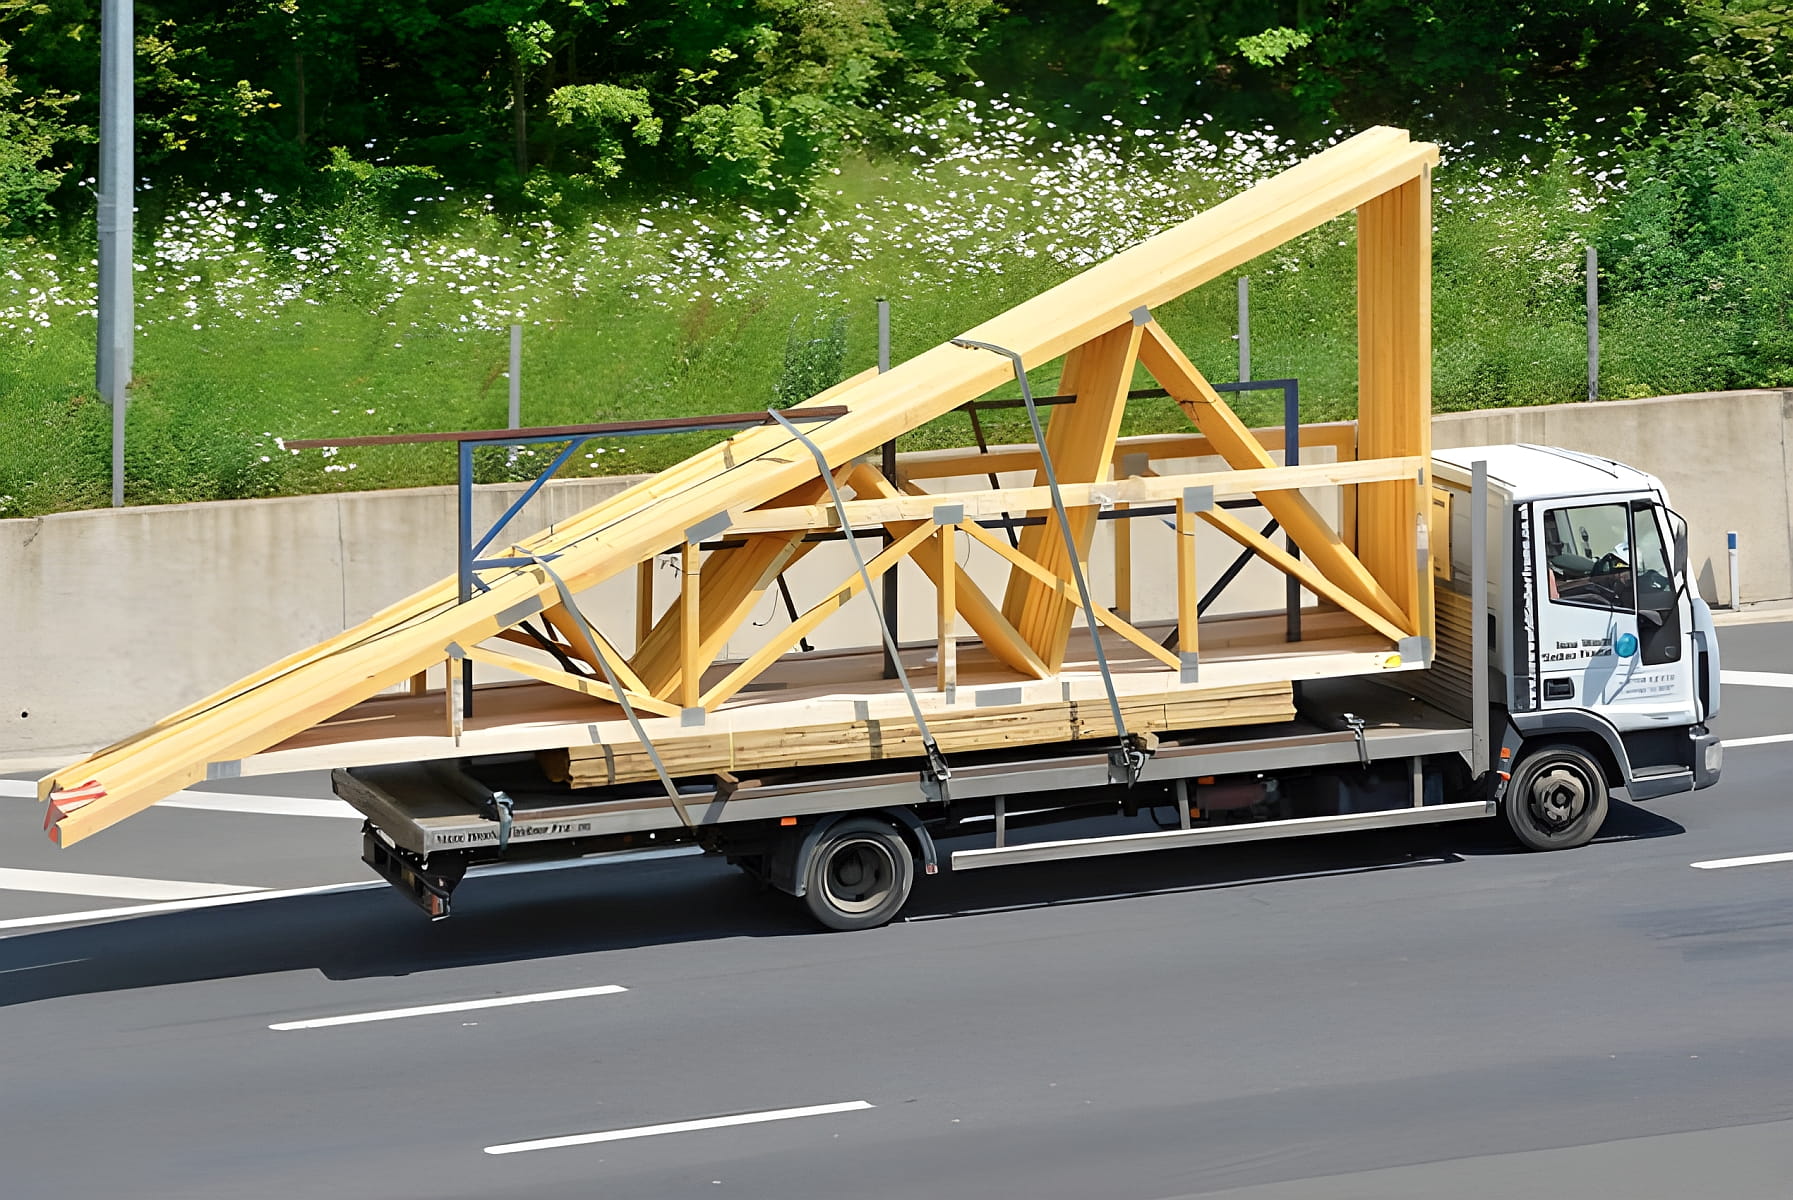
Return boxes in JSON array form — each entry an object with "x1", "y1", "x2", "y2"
[
  {"x1": 1630, "y1": 505, "x2": 1674, "y2": 615},
  {"x1": 1542, "y1": 503, "x2": 1634, "y2": 610}
]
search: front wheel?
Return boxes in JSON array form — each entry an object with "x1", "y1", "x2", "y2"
[
  {"x1": 1503, "y1": 743, "x2": 1609, "y2": 851},
  {"x1": 800, "y1": 817, "x2": 914, "y2": 931}
]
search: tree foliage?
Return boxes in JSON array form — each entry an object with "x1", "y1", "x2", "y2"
[
  {"x1": 7, "y1": 1, "x2": 1793, "y2": 218},
  {"x1": 0, "y1": 0, "x2": 998, "y2": 212}
]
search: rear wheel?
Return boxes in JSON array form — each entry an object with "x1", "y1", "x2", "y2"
[
  {"x1": 1503, "y1": 743, "x2": 1609, "y2": 850},
  {"x1": 800, "y1": 817, "x2": 914, "y2": 931}
]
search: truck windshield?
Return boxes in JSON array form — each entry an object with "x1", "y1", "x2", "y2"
[{"x1": 1542, "y1": 503, "x2": 1633, "y2": 609}]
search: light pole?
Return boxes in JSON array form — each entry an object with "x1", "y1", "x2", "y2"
[{"x1": 97, "y1": 0, "x2": 133, "y2": 507}]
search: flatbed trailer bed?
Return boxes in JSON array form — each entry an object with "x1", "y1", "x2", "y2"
[{"x1": 340, "y1": 675, "x2": 1492, "y2": 923}]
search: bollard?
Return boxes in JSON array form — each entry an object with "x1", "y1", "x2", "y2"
[{"x1": 1728, "y1": 531, "x2": 1740, "y2": 610}]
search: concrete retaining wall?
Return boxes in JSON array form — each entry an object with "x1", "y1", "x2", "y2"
[
  {"x1": 5, "y1": 389, "x2": 1787, "y2": 762},
  {"x1": 1433, "y1": 389, "x2": 1793, "y2": 610}
]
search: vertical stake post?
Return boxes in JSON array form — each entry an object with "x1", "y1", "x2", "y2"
[
  {"x1": 635, "y1": 557, "x2": 655, "y2": 651},
  {"x1": 680, "y1": 542, "x2": 702, "y2": 711},
  {"x1": 937, "y1": 522, "x2": 957, "y2": 696},
  {"x1": 1587, "y1": 246, "x2": 1599, "y2": 403},
  {"x1": 1237, "y1": 276, "x2": 1250, "y2": 384},
  {"x1": 98, "y1": 0, "x2": 134, "y2": 508},
  {"x1": 1175, "y1": 495, "x2": 1199, "y2": 680},
  {"x1": 877, "y1": 297, "x2": 899, "y2": 680}
]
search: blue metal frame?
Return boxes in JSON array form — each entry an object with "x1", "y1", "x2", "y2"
[
  {"x1": 454, "y1": 415, "x2": 840, "y2": 608},
  {"x1": 452, "y1": 413, "x2": 841, "y2": 716}
]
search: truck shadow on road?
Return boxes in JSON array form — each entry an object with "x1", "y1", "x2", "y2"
[{"x1": 0, "y1": 802, "x2": 1683, "y2": 1009}]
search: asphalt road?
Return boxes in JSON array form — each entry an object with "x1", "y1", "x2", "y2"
[{"x1": 3, "y1": 620, "x2": 1791, "y2": 1199}]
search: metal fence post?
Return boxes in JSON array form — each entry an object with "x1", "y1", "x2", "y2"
[
  {"x1": 877, "y1": 298, "x2": 899, "y2": 680},
  {"x1": 1237, "y1": 276, "x2": 1251, "y2": 383},
  {"x1": 508, "y1": 324, "x2": 522, "y2": 429},
  {"x1": 98, "y1": 0, "x2": 133, "y2": 507},
  {"x1": 1587, "y1": 246, "x2": 1599, "y2": 403}
]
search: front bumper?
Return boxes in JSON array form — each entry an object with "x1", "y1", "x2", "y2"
[{"x1": 1693, "y1": 728, "x2": 1723, "y2": 791}]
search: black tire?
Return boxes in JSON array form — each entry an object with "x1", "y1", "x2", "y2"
[
  {"x1": 1503, "y1": 743, "x2": 1609, "y2": 851},
  {"x1": 800, "y1": 817, "x2": 915, "y2": 931}
]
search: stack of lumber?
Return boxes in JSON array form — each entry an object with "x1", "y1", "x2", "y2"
[{"x1": 545, "y1": 681, "x2": 1294, "y2": 790}]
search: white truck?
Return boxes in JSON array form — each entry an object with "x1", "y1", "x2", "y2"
[{"x1": 343, "y1": 444, "x2": 1722, "y2": 930}]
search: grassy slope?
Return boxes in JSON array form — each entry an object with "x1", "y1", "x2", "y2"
[{"x1": 0, "y1": 106, "x2": 1721, "y2": 517}]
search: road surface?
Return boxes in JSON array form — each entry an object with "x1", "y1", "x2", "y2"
[{"x1": 2, "y1": 620, "x2": 1791, "y2": 1199}]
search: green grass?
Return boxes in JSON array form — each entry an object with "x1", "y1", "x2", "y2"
[{"x1": 0, "y1": 106, "x2": 1767, "y2": 518}]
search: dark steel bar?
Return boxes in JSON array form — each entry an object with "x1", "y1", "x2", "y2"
[
  {"x1": 966, "y1": 405, "x2": 1021, "y2": 548},
  {"x1": 457, "y1": 440, "x2": 475, "y2": 716},
  {"x1": 878, "y1": 299, "x2": 898, "y2": 681},
  {"x1": 1196, "y1": 517, "x2": 1281, "y2": 617},
  {"x1": 776, "y1": 576, "x2": 815, "y2": 653},
  {"x1": 697, "y1": 497, "x2": 1265, "y2": 552},
  {"x1": 285, "y1": 406, "x2": 849, "y2": 450},
  {"x1": 1282, "y1": 379, "x2": 1302, "y2": 643},
  {"x1": 958, "y1": 380, "x2": 1295, "y2": 414},
  {"x1": 457, "y1": 441, "x2": 475, "y2": 608}
]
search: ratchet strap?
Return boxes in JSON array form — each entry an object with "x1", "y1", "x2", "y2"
[
  {"x1": 768, "y1": 408, "x2": 952, "y2": 786},
  {"x1": 952, "y1": 336, "x2": 1151, "y2": 785},
  {"x1": 508, "y1": 553, "x2": 695, "y2": 828}
]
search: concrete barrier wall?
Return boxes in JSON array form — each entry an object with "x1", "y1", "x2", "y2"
[
  {"x1": 5, "y1": 389, "x2": 1787, "y2": 762},
  {"x1": 1433, "y1": 389, "x2": 1793, "y2": 609}
]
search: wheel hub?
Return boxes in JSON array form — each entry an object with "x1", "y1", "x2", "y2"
[
  {"x1": 1530, "y1": 765, "x2": 1587, "y2": 827},
  {"x1": 824, "y1": 842, "x2": 895, "y2": 913}
]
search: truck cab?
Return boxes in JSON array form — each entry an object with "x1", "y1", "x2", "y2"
[{"x1": 1433, "y1": 445, "x2": 1722, "y2": 848}]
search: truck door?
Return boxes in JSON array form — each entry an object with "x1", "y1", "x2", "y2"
[{"x1": 1529, "y1": 497, "x2": 1695, "y2": 727}]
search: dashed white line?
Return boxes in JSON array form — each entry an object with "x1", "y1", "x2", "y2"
[
  {"x1": 0, "y1": 846, "x2": 702, "y2": 933},
  {"x1": 0, "y1": 867, "x2": 262, "y2": 902},
  {"x1": 159, "y1": 792, "x2": 358, "y2": 819},
  {"x1": 1691, "y1": 851, "x2": 1793, "y2": 870},
  {"x1": 0, "y1": 778, "x2": 358, "y2": 818},
  {"x1": 1720, "y1": 670, "x2": 1793, "y2": 689},
  {"x1": 1724, "y1": 733, "x2": 1793, "y2": 748},
  {"x1": 0, "y1": 880, "x2": 379, "y2": 931},
  {"x1": 270, "y1": 984, "x2": 628, "y2": 1031},
  {"x1": 483, "y1": 1101, "x2": 876, "y2": 1155}
]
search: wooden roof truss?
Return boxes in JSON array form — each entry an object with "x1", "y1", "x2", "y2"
[{"x1": 42, "y1": 127, "x2": 1439, "y2": 846}]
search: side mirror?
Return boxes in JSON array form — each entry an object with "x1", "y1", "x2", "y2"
[{"x1": 1667, "y1": 509, "x2": 1689, "y2": 579}]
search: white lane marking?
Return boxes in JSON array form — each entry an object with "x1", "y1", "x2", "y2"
[
  {"x1": 159, "y1": 793, "x2": 358, "y2": 819},
  {"x1": 0, "y1": 846, "x2": 702, "y2": 933},
  {"x1": 0, "y1": 778, "x2": 357, "y2": 819},
  {"x1": 484, "y1": 1101, "x2": 875, "y2": 1156},
  {"x1": 0, "y1": 867, "x2": 262, "y2": 901},
  {"x1": 1691, "y1": 851, "x2": 1793, "y2": 870},
  {"x1": 1725, "y1": 733, "x2": 1793, "y2": 748},
  {"x1": 271, "y1": 985, "x2": 627, "y2": 1031},
  {"x1": 0, "y1": 880, "x2": 378, "y2": 932},
  {"x1": 1721, "y1": 670, "x2": 1793, "y2": 689}
]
